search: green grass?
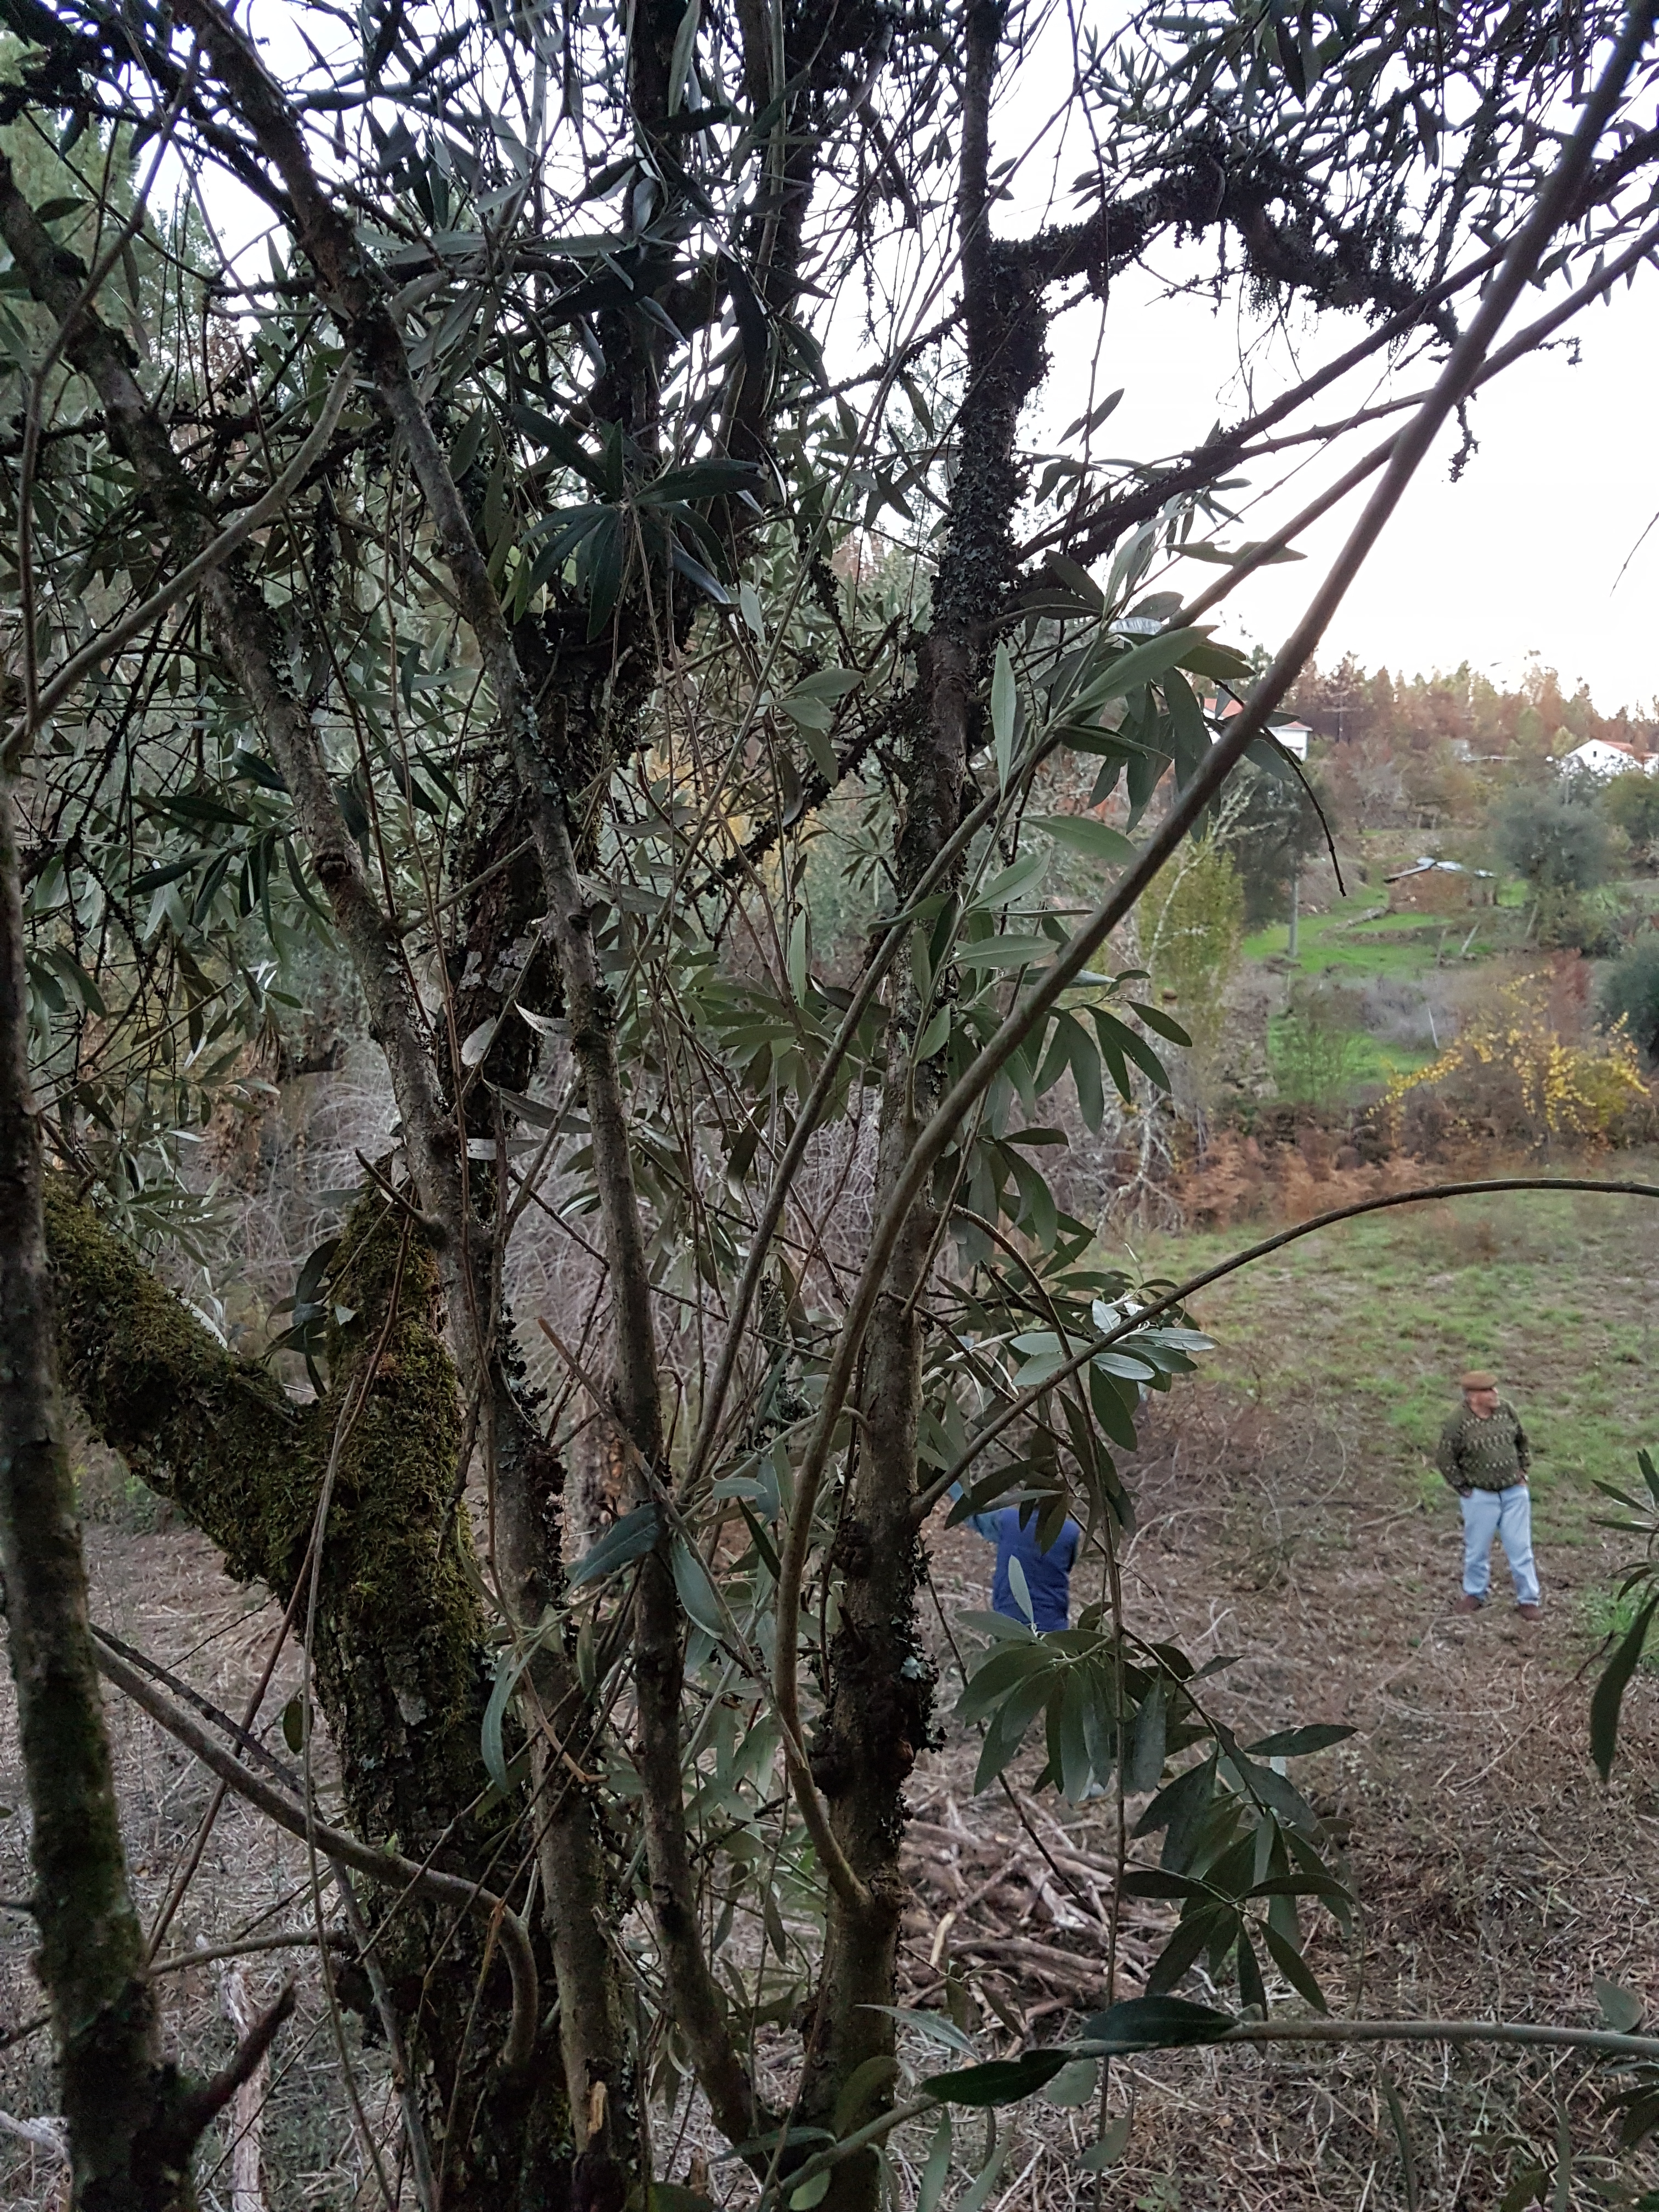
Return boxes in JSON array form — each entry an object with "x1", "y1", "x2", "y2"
[
  {"x1": 1115, "y1": 1175, "x2": 1659, "y2": 1545},
  {"x1": 1243, "y1": 876, "x2": 1659, "y2": 979},
  {"x1": 1264, "y1": 1011, "x2": 1434, "y2": 1092},
  {"x1": 1578, "y1": 1582, "x2": 1659, "y2": 1671},
  {"x1": 1243, "y1": 906, "x2": 1509, "y2": 979}
]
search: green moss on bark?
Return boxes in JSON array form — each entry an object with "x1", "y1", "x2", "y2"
[
  {"x1": 306, "y1": 1203, "x2": 487, "y2": 1850},
  {"x1": 46, "y1": 1184, "x2": 493, "y2": 1850},
  {"x1": 46, "y1": 1185, "x2": 574, "y2": 2202},
  {"x1": 44, "y1": 1179, "x2": 302, "y2": 1584}
]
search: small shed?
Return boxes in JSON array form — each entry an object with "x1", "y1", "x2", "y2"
[{"x1": 1384, "y1": 858, "x2": 1496, "y2": 913}]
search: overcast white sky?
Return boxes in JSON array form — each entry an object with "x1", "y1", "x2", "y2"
[
  {"x1": 217, "y1": 1, "x2": 1659, "y2": 716},
  {"x1": 1036, "y1": 256, "x2": 1659, "y2": 715},
  {"x1": 999, "y1": 7, "x2": 1659, "y2": 719}
]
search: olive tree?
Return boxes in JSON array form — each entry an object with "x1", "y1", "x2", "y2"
[
  {"x1": 1491, "y1": 782, "x2": 1615, "y2": 945},
  {"x1": 3, "y1": 0, "x2": 1659, "y2": 2204},
  {"x1": 1602, "y1": 766, "x2": 1659, "y2": 865}
]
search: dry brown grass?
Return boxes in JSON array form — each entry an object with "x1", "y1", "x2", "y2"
[
  {"x1": 0, "y1": 1520, "x2": 402, "y2": 2211},
  {"x1": 3, "y1": 1372, "x2": 1656, "y2": 2210},
  {"x1": 904, "y1": 1386, "x2": 1659, "y2": 2212}
]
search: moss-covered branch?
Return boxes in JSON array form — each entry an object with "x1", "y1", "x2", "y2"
[
  {"x1": 45, "y1": 1184, "x2": 300, "y2": 1574},
  {"x1": 47, "y1": 1186, "x2": 490, "y2": 1851},
  {"x1": 45, "y1": 1187, "x2": 571, "y2": 2204}
]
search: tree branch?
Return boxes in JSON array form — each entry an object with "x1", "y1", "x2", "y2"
[
  {"x1": 169, "y1": 1976, "x2": 298, "y2": 2146},
  {"x1": 43, "y1": 1181, "x2": 299, "y2": 1574},
  {"x1": 1021, "y1": 120, "x2": 1659, "y2": 568},
  {"x1": 0, "y1": 769, "x2": 158, "y2": 2200},
  {"x1": 89, "y1": 1623, "x2": 301, "y2": 1787},
  {"x1": 0, "y1": 132, "x2": 602, "y2": 2180},
  {"x1": 775, "y1": 0, "x2": 1659, "y2": 1818},
  {"x1": 19, "y1": 359, "x2": 356, "y2": 756},
  {"x1": 170, "y1": 0, "x2": 757, "y2": 2151},
  {"x1": 0, "y1": 155, "x2": 459, "y2": 1283},
  {"x1": 91, "y1": 1638, "x2": 539, "y2": 2077},
  {"x1": 1143, "y1": 215, "x2": 1659, "y2": 631},
  {"x1": 681, "y1": 724, "x2": 1068, "y2": 1505}
]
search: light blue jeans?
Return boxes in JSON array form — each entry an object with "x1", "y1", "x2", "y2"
[{"x1": 1460, "y1": 1483, "x2": 1541, "y2": 1606}]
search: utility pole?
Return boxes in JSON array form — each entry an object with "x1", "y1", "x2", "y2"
[{"x1": 1287, "y1": 861, "x2": 1300, "y2": 959}]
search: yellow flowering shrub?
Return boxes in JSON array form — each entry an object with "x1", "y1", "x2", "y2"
[{"x1": 1387, "y1": 975, "x2": 1652, "y2": 1149}]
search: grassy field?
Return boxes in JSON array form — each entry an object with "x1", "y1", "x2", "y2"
[
  {"x1": 1263, "y1": 1005, "x2": 1435, "y2": 1090},
  {"x1": 1243, "y1": 904, "x2": 1512, "y2": 978},
  {"x1": 953, "y1": 873, "x2": 1659, "y2": 2204},
  {"x1": 1239, "y1": 872, "x2": 1659, "y2": 1112},
  {"x1": 1116, "y1": 1171, "x2": 1659, "y2": 1548},
  {"x1": 914, "y1": 1158, "x2": 1659, "y2": 2209},
  {"x1": 1245, "y1": 873, "x2": 1657, "y2": 983}
]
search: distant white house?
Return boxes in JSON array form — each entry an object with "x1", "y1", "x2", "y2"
[
  {"x1": 1559, "y1": 737, "x2": 1656, "y2": 780},
  {"x1": 1210, "y1": 696, "x2": 1312, "y2": 759}
]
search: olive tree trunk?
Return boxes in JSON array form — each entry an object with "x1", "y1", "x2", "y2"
[{"x1": 0, "y1": 767, "x2": 172, "y2": 2209}]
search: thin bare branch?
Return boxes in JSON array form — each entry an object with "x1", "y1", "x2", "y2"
[{"x1": 91, "y1": 1637, "x2": 540, "y2": 2078}]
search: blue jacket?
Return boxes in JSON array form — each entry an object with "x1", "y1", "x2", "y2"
[{"x1": 966, "y1": 1505, "x2": 1081, "y2": 1633}]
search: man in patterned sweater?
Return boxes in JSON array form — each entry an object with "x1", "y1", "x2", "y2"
[{"x1": 1436, "y1": 1370, "x2": 1541, "y2": 1618}]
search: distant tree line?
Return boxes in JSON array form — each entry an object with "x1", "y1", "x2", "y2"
[
  {"x1": 1293, "y1": 653, "x2": 1658, "y2": 760},
  {"x1": 1285, "y1": 656, "x2": 1658, "y2": 833}
]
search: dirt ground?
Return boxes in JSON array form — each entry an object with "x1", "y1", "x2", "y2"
[
  {"x1": 914, "y1": 1378, "x2": 1659, "y2": 2212},
  {"x1": 0, "y1": 1515, "x2": 367, "y2": 2210},
  {"x1": 2, "y1": 1357, "x2": 1657, "y2": 2209}
]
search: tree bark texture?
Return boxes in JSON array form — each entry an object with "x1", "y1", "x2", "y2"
[
  {"x1": 166, "y1": 7, "x2": 760, "y2": 2158},
  {"x1": 799, "y1": 12, "x2": 1049, "y2": 2205},
  {"x1": 46, "y1": 1189, "x2": 565, "y2": 2208},
  {"x1": 0, "y1": 772, "x2": 170, "y2": 2210},
  {"x1": 0, "y1": 145, "x2": 629, "y2": 2194}
]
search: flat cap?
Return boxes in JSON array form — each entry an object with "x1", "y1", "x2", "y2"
[{"x1": 1459, "y1": 1370, "x2": 1497, "y2": 1392}]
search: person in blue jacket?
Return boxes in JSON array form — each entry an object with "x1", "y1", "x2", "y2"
[{"x1": 958, "y1": 1493, "x2": 1082, "y2": 1632}]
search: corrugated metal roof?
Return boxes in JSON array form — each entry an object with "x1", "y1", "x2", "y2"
[{"x1": 1383, "y1": 858, "x2": 1494, "y2": 882}]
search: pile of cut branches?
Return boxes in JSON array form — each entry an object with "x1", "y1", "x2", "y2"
[{"x1": 899, "y1": 1796, "x2": 1169, "y2": 2026}]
